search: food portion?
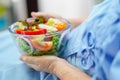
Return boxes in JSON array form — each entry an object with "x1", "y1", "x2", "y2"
[
  {"x1": 12, "y1": 17, "x2": 68, "y2": 56},
  {"x1": 15, "y1": 17, "x2": 67, "y2": 34}
]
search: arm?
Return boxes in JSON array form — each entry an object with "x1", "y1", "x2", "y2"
[
  {"x1": 20, "y1": 56, "x2": 91, "y2": 80},
  {"x1": 51, "y1": 58, "x2": 91, "y2": 80},
  {"x1": 66, "y1": 18, "x2": 87, "y2": 30}
]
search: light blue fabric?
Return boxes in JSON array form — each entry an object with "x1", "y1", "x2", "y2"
[
  {"x1": 64, "y1": 0, "x2": 120, "y2": 80},
  {"x1": 0, "y1": 30, "x2": 40, "y2": 80},
  {"x1": 0, "y1": 0, "x2": 120, "y2": 80}
]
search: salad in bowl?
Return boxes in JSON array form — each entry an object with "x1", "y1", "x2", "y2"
[{"x1": 9, "y1": 17, "x2": 70, "y2": 56}]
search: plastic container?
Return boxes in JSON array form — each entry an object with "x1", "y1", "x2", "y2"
[{"x1": 9, "y1": 18, "x2": 71, "y2": 56}]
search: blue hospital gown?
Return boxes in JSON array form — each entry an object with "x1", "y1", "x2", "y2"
[
  {"x1": 0, "y1": 0, "x2": 120, "y2": 80},
  {"x1": 40, "y1": 0, "x2": 120, "y2": 80}
]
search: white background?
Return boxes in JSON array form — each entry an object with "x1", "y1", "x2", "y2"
[
  {"x1": 38, "y1": 0, "x2": 94, "y2": 18},
  {"x1": 1, "y1": 0, "x2": 97, "y2": 19}
]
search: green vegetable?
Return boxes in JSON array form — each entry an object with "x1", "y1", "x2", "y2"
[
  {"x1": 31, "y1": 49, "x2": 57, "y2": 56},
  {"x1": 52, "y1": 34, "x2": 60, "y2": 49},
  {"x1": 32, "y1": 26, "x2": 37, "y2": 31},
  {"x1": 31, "y1": 34, "x2": 60, "y2": 56},
  {"x1": 18, "y1": 38, "x2": 31, "y2": 54},
  {"x1": 34, "y1": 17, "x2": 45, "y2": 25},
  {"x1": 32, "y1": 35, "x2": 45, "y2": 42},
  {"x1": 16, "y1": 22, "x2": 27, "y2": 30},
  {"x1": 46, "y1": 18, "x2": 55, "y2": 26},
  {"x1": 18, "y1": 32, "x2": 60, "y2": 56}
]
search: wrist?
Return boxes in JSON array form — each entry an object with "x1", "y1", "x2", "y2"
[
  {"x1": 51, "y1": 59, "x2": 71, "y2": 79},
  {"x1": 51, "y1": 59, "x2": 91, "y2": 80},
  {"x1": 66, "y1": 18, "x2": 86, "y2": 30},
  {"x1": 47, "y1": 58, "x2": 67, "y2": 74}
]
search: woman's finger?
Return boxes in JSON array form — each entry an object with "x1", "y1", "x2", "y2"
[
  {"x1": 31, "y1": 12, "x2": 62, "y2": 19},
  {"x1": 31, "y1": 12, "x2": 45, "y2": 17},
  {"x1": 31, "y1": 12, "x2": 50, "y2": 18},
  {"x1": 20, "y1": 55, "x2": 58, "y2": 64},
  {"x1": 20, "y1": 55, "x2": 40, "y2": 65}
]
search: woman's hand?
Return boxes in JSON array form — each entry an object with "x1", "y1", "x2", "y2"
[
  {"x1": 31, "y1": 12, "x2": 62, "y2": 20},
  {"x1": 20, "y1": 55, "x2": 66, "y2": 73},
  {"x1": 31, "y1": 12, "x2": 86, "y2": 30},
  {"x1": 20, "y1": 55, "x2": 91, "y2": 80}
]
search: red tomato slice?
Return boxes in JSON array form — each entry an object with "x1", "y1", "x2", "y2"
[
  {"x1": 30, "y1": 40, "x2": 53, "y2": 52},
  {"x1": 14, "y1": 29, "x2": 47, "y2": 35}
]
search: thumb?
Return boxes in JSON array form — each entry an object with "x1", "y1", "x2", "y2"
[
  {"x1": 31, "y1": 12, "x2": 48, "y2": 18},
  {"x1": 31, "y1": 12, "x2": 38, "y2": 18},
  {"x1": 20, "y1": 55, "x2": 40, "y2": 65}
]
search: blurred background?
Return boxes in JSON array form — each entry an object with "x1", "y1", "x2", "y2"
[{"x1": 0, "y1": 0, "x2": 104, "y2": 31}]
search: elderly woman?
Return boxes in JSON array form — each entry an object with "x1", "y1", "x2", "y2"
[{"x1": 20, "y1": 0, "x2": 120, "y2": 80}]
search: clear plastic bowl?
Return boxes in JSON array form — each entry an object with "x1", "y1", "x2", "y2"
[{"x1": 9, "y1": 18, "x2": 71, "y2": 56}]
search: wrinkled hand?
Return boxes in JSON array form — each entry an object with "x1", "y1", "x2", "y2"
[
  {"x1": 20, "y1": 55, "x2": 66, "y2": 73},
  {"x1": 20, "y1": 55, "x2": 91, "y2": 80},
  {"x1": 31, "y1": 12, "x2": 62, "y2": 20}
]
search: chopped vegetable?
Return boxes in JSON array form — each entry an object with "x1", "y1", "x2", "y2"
[
  {"x1": 46, "y1": 18, "x2": 55, "y2": 26},
  {"x1": 14, "y1": 29, "x2": 47, "y2": 35},
  {"x1": 38, "y1": 24, "x2": 58, "y2": 31},
  {"x1": 34, "y1": 17, "x2": 46, "y2": 25},
  {"x1": 18, "y1": 38, "x2": 31, "y2": 53},
  {"x1": 13, "y1": 17, "x2": 67, "y2": 56},
  {"x1": 55, "y1": 23, "x2": 67, "y2": 31}
]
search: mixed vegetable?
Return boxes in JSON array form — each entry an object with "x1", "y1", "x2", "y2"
[{"x1": 14, "y1": 17, "x2": 67, "y2": 56}]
